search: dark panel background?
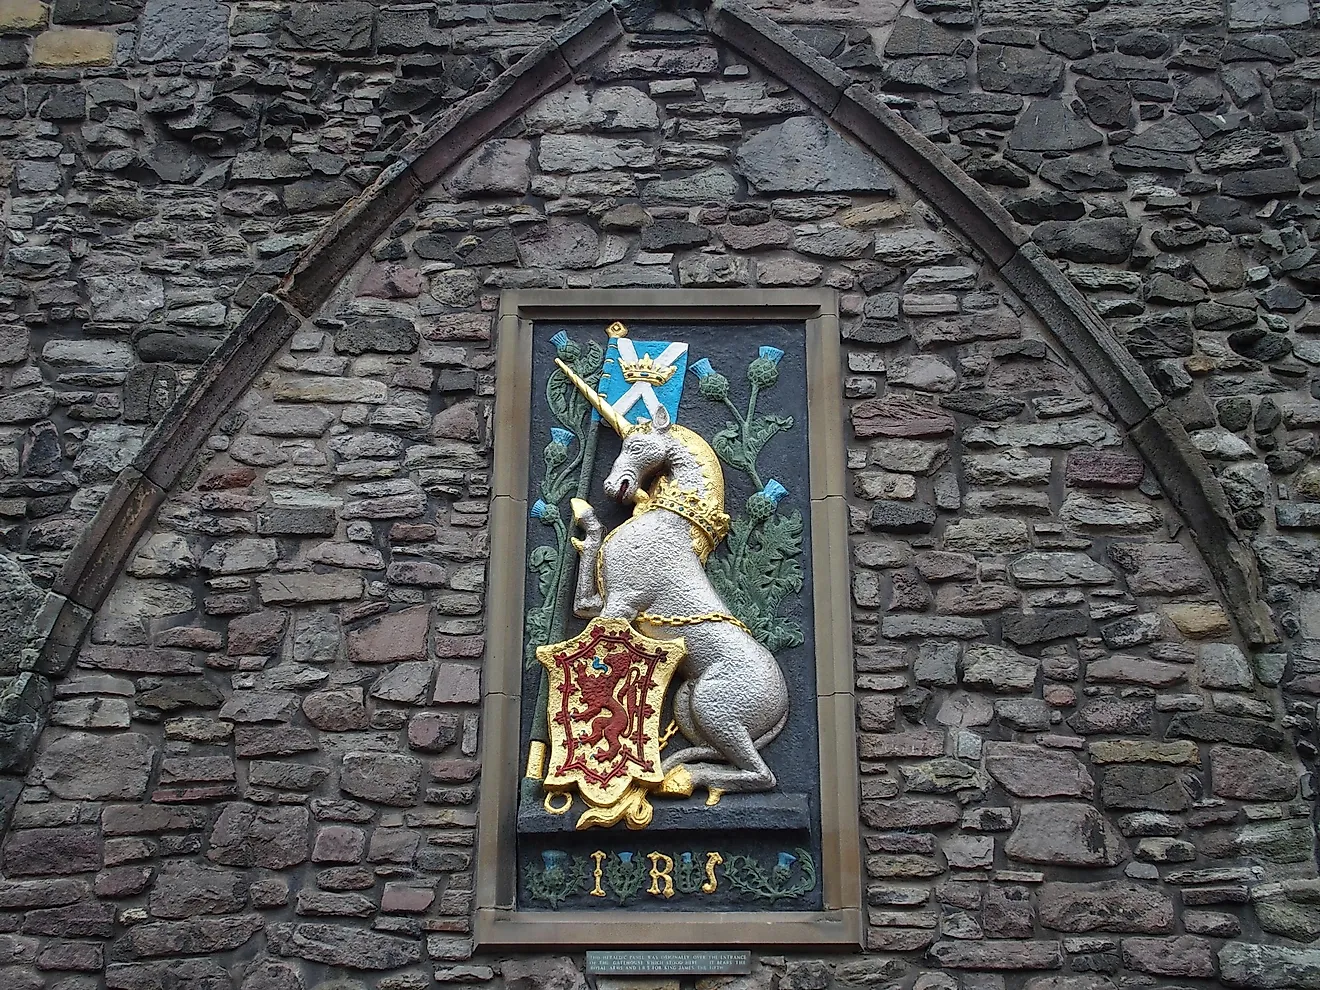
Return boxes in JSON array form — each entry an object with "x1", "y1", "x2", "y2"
[{"x1": 517, "y1": 320, "x2": 823, "y2": 913}]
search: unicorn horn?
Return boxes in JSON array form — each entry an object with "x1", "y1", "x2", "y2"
[{"x1": 554, "y1": 358, "x2": 631, "y2": 437}]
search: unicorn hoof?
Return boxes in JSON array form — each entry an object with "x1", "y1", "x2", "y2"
[
  {"x1": 570, "y1": 498, "x2": 593, "y2": 525},
  {"x1": 656, "y1": 765, "x2": 693, "y2": 797}
]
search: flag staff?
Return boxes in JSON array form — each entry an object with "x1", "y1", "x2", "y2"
[{"x1": 519, "y1": 323, "x2": 623, "y2": 808}]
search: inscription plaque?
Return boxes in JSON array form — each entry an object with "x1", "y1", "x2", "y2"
[{"x1": 586, "y1": 950, "x2": 753, "y2": 976}]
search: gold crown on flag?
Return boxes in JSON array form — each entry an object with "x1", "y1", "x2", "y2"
[{"x1": 619, "y1": 352, "x2": 678, "y2": 386}]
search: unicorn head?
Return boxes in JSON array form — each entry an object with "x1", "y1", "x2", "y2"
[{"x1": 603, "y1": 405, "x2": 672, "y2": 503}]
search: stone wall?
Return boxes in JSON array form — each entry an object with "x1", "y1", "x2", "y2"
[{"x1": 1, "y1": 1, "x2": 1320, "y2": 989}]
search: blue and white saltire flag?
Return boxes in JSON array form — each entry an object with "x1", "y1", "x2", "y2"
[{"x1": 598, "y1": 336, "x2": 689, "y2": 427}]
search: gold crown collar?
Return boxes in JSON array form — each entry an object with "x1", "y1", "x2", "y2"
[{"x1": 635, "y1": 477, "x2": 731, "y2": 560}]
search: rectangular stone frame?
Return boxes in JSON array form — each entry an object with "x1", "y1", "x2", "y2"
[{"x1": 477, "y1": 289, "x2": 861, "y2": 950}]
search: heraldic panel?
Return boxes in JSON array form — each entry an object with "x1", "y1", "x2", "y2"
[
  {"x1": 518, "y1": 317, "x2": 822, "y2": 912},
  {"x1": 477, "y1": 291, "x2": 859, "y2": 945}
]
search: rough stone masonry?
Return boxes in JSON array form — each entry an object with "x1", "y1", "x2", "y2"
[{"x1": 2, "y1": 0, "x2": 1320, "y2": 988}]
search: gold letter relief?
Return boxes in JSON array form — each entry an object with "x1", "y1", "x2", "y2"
[
  {"x1": 702, "y1": 852, "x2": 723, "y2": 893},
  {"x1": 647, "y1": 852, "x2": 675, "y2": 898}
]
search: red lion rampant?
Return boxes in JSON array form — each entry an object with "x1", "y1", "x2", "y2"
[{"x1": 572, "y1": 656, "x2": 641, "y2": 762}]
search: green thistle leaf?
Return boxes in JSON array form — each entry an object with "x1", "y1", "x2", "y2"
[{"x1": 711, "y1": 422, "x2": 751, "y2": 473}]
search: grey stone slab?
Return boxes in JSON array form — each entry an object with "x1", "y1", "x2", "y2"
[
  {"x1": 136, "y1": 0, "x2": 228, "y2": 61},
  {"x1": 737, "y1": 117, "x2": 894, "y2": 194}
]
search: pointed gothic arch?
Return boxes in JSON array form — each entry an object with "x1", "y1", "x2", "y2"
[{"x1": 18, "y1": 0, "x2": 1277, "y2": 782}]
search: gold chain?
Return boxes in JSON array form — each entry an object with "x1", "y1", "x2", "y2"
[{"x1": 636, "y1": 610, "x2": 754, "y2": 636}]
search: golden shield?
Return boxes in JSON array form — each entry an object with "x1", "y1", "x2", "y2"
[{"x1": 536, "y1": 617, "x2": 685, "y2": 829}]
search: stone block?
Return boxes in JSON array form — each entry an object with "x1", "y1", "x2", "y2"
[
  {"x1": 207, "y1": 803, "x2": 309, "y2": 869},
  {"x1": 858, "y1": 729, "x2": 944, "y2": 760},
  {"x1": 1101, "y1": 766, "x2": 1194, "y2": 811},
  {"x1": 985, "y1": 742, "x2": 1093, "y2": 798},
  {"x1": 1088, "y1": 740, "x2": 1198, "y2": 765},
  {"x1": 258, "y1": 572, "x2": 363, "y2": 605},
  {"x1": 382, "y1": 880, "x2": 435, "y2": 914},
  {"x1": 148, "y1": 860, "x2": 247, "y2": 918},
  {"x1": 1211, "y1": 746, "x2": 1298, "y2": 800},
  {"x1": 408, "y1": 712, "x2": 461, "y2": 752},
  {"x1": 1163, "y1": 602, "x2": 1233, "y2": 639},
  {"x1": 370, "y1": 662, "x2": 435, "y2": 705},
  {"x1": 1086, "y1": 655, "x2": 1184, "y2": 688},
  {"x1": 1197, "y1": 643, "x2": 1253, "y2": 690},
  {"x1": 914, "y1": 642, "x2": 959, "y2": 687},
  {"x1": 348, "y1": 605, "x2": 430, "y2": 664},
  {"x1": 1038, "y1": 880, "x2": 1174, "y2": 933},
  {"x1": 107, "y1": 961, "x2": 230, "y2": 989},
  {"x1": 31, "y1": 24, "x2": 114, "y2": 64},
  {"x1": 3, "y1": 827, "x2": 101, "y2": 875},
  {"x1": 303, "y1": 688, "x2": 369, "y2": 731},
  {"x1": 1066, "y1": 451, "x2": 1145, "y2": 488},
  {"x1": 282, "y1": 0, "x2": 371, "y2": 51},
  {"x1": 447, "y1": 139, "x2": 533, "y2": 196},
  {"x1": 0, "y1": 0, "x2": 44, "y2": 30},
  {"x1": 434, "y1": 664, "x2": 480, "y2": 704},
  {"x1": 266, "y1": 922, "x2": 421, "y2": 969},
  {"x1": 868, "y1": 500, "x2": 935, "y2": 533},
  {"x1": 101, "y1": 805, "x2": 207, "y2": 835},
  {"x1": 312, "y1": 825, "x2": 365, "y2": 864},
  {"x1": 1002, "y1": 608, "x2": 1090, "y2": 646},
  {"x1": 1122, "y1": 936, "x2": 1216, "y2": 978},
  {"x1": 34, "y1": 730, "x2": 154, "y2": 800},
  {"x1": 943, "y1": 517, "x2": 1032, "y2": 554},
  {"x1": 1169, "y1": 712, "x2": 1284, "y2": 750},
  {"x1": 1009, "y1": 552, "x2": 1112, "y2": 587},
  {"x1": 227, "y1": 610, "x2": 287, "y2": 656},
  {"x1": 257, "y1": 507, "x2": 337, "y2": 536},
  {"x1": 1228, "y1": 0, "x2": 1309, "y2": 26},
  {"x1": 642, "y1": 167, "x2": 739, "y2": 204},
  {"x1": 1099, "y1": 612, "x2": 1162, "y2": 648},
  {"x1": 0, "y1": 324, "x2": 29, "y2": 364},
  {"x1": 961, "y1": 645, "x2": 1038, "y2": 692},
  {"x1": 862, "y1": 798, "x2": 960, "y2": 829},
  {"x1": 340, "y1": 752, "x2": 421, "y2": 806},
  {"x1": 136, "y1": 0, "x2": 226, "y2": 59},
  {"x1": 217, "y1": 691, "x2": 298, "y2": 724},
  {"x1": 21, "y1": 899, "x2": 114, "y2": 936},
  {"x1": 552, "y1": 0, "x2": 621, "y2": 71},
  {"x1": 1005, "y1": 802, "x2": 1128, "y2": 866},
  {"x1": 1219, "y1": 943, "x2": 1320, "y2": 988},
  {"x1": 883, "y1": 615, "x2": 987, "y2": 639},
  {"x1": 928, "y1": 940, "x2": 1063, "y2": 969},
  {"x1": 738, "y1": 117, "x2": 894, "y2": 194}
]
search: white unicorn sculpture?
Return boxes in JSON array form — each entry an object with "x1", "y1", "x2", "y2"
[{"x1": 555, "y1": 358, "x2": 790, "y2": 806}]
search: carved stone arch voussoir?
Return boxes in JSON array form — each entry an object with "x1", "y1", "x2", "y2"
[{"x1": 21, "y1": 0, "x2": 1276, "y2": 780}]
